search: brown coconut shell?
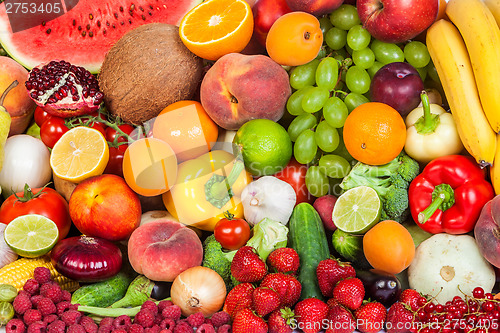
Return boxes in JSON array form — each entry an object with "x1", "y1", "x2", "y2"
[{"x1": 98, "y1": 23, "x2": 204, "y2": 125}]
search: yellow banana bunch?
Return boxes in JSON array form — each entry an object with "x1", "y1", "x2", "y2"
[
  {"x1": 426, "y1": 19, "x2": 497, "y2": 167},
  {"x1": 446, "y1": 0, "x2": 500, "y2": 133},
  {"x1": 483, "y1": 0, "x2": 500, "y2": 26}
]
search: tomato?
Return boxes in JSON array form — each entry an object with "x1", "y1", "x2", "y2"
[
  {"x1": 0, "y1": 186, "x2": 72, "y2": 241},
  {"x1": 214, "y1": 215, "x2": 251, "y2": 250},
  {"x1": 105, "y1": 124, "x2": 135, "y2": 153},
  {"x1": 104, "y1": 146, "x2": 125, "y2": 177},
  {"x1": 77, "y1": 115, "x2": 108, "y2": 137},
  {"x1": 40, "y1": 117, "x2": 69, "y2": 148},
  {"x1": 34, "y1": 106, "x2": 53, "y2": 127},
  {"x1": 274, "y1": 158, "x2": 314, "y2": 205}
]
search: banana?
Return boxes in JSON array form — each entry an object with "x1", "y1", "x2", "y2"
[
  {"x1": 446, "y1": 0, "x2": 500, "y2": 133},
  {"x1": 426, "y1": 19, "x2": 497, "y2": 167},
  {"x1": 483, "y1": 0, "x2": 500, "y2": 26},
  {"x1": 490, "y1": 134, "x2": 500, "y2": 195}
]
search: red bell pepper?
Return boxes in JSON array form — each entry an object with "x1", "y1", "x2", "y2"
[{"x1": 408, "y1": 155, "x2": 494, "y2": 234}]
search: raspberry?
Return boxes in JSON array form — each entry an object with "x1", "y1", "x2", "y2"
[
  {"x1": 33, "y1": 267, "x2": 52, "y2": 284},
  {"x1": 210, "y1": 311, "x2": 230, "y2": 328},
  {"x1": 80, "y1": 316, "x2": 98, "y2": 333},
  {"x1": 129, "y1": 323, "x2": 146, "y2": 333},
  {"x1": 56, "y1": 300, "x2": 74, "y2": 315},
  {"x1": 145, "y1": 325, "x2": 161, "y2": 333},
  {"x1": 67, "y1": 324, "x2": 87, "y2": 333},
  {"x1": 99, "y1": 317, "x2": 114, "y2": 327},
  {"x1": 197, "y1": 323, "x2": 216, "y2": 333},
  {"x1": 39, "y1": 283, "x2": 63, "y2": 303},
  {"x1": 113, "y1": 314, "x2": 132, "y2": 329},
  {"x1": 159, "y1": 318, "x2": 175, "y2": 330},
  {"x1": 161, "y1": 305, "x2": 181, "y2": 321},
  {"x1": 29, "y1": 295, "x2": 44, "y2": 308},
  {"x1": 5, "y1": 318, "x2": 26, "y2": 333},
  {"x1": 36, "y1": 297, "x2": 56, "y2": 316},
  {"x1": 172, "y1": 322, "x2": 193, "y2": 333},
  {"x1": 13, "y1": 293, "x2": 32, "y2": 315},
  {"x1": 23, "y1": 279, "x2": 40, "y2": 295},
  {"x1": 187, "y1": 312, "x2": 204, "y2": 328},
  {"x1": 111, "y1": 329, "x2": 127, "y2": 333},
  {"x1": 97, "y1": 324, "x2": 113, "y2": 333},
  {"x1": 217, "y1": 324, "x2": 232, "y2": 333},
  {"x1": 61, "y1": 289, "x2": 72, "y2": 302},
  {"x1": 23, "y1": 309, "x2": 42, "y2": 326},
  {"x1": 43, "y1": 313, "x2": 59, "y2": 324},
  {"x1": 60, "y1": 309, "x2": 82, "y2": 325},
  {"x1": 26, "y1": 320, "x2": 46, "y2": 333},
  {"x1": 135, "y1": 309, "x2": 155, "y2": 328},
  {"x1": 158, "y1": 300, "x2": 174, "y2": 313},
  {"x1": 47, "y1": 319, "x2": 66, "y2": 333},
  {"x1": 159, "y1": 330, "x2": 173, "y2": 333},
  {"x1": 141, "y1": 300, "x2": 159, "y2": 316}
]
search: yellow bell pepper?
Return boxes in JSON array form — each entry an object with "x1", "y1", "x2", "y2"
[{"x1": 162, "y1": 150, "x2": 252, "y2": 231}]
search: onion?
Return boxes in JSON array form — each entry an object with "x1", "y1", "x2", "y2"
[
  {"x1": 0, "y1": 224, "x2": 17, "y2": 269},
  {"x1": 50, "y1": 235, "x2": 122, "y2": 282},
  {"x1": 170, "y1": 266, "x2": 226, "y2": 317},
  {"x1": 241, "y1": 176, "x2": 297, "y2": 225}
]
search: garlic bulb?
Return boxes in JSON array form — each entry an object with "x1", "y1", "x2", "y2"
[
  {"x1": 241, "y1": 176, "x2": 296, "y2": 225},
  {"x1": 0, "y1": 223, "x2": 17, "y2": 269}
]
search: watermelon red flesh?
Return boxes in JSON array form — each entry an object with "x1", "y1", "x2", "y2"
[{"x1": 0, "y1": 0, "x2": 202, "y2": 73}]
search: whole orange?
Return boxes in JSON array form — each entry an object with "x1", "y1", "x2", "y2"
[
  {"x1": 152, "y1": 100, "x2": 219, "y2": 163},
  {"x1": 266, "y1": 11, "x2": 323, "y2": 66},
  {"x1": 363, "y1": 220, "x2": 415, "y2": 274},
  {"x1": 343, "y1": 102, "x2": 406, "y2": 166}
]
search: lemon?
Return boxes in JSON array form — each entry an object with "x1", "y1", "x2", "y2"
[
  {"x1": 232, "y1": 119, "x2": 292, "y2": 176},
  {"x1": 332, "y1": 186, "x2": 381, "y2": 234},
  {"x1": 4, "y1": 214, "x2": 59, "y2": 258}
]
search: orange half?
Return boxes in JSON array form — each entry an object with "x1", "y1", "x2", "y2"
[{"x1": 179, "y1": 0, "x2": 254, "y2": 61}]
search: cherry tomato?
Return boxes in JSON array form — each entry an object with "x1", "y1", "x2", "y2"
[
  {"x1": 40, "y1": 117, "x2": 69, "y2": 148},
  {"x1": 214, "y1": 215, "x2": 251, "y2": 250},
  {"x1": 104, "y1": 146, "x2": 125, "y2": 177},
  {"x1": 77, "y1": 115, "x2": 107, "y2": 137},
  {"x1": 274, "y1": 158, "x2": 314, "y2": 205},
  {"x1": 105, "y1": 124, "x2": 135, "y2": 153},
  {"x1": 0, "y1": 186, "x2": 72, "y2": 241},
  {"x1": 34, "y1": 106, "x2": 53, "y2": 127}
]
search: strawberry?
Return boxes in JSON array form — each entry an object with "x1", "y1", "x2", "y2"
[
  {"x1": 232, "y1": 308, "x2": 268, "y2": 333},
  {"x1": 252, "y1": 287, "x2": 281, "y2": 317},
  {"x1": 316, "y1": 258, "x2": 356, "y2": 298},
  {"x1": 231, "y1": 246, "x2": 268, "y2": 283},
  {"x1": 326, "y1": 298, "x2": 339, "y2": 308},
  {"x1": 332, "y1": 277, "x2": 365, "y2": 311},
  {"x1": 267, "y1": 247, "x2": 300, "y2": 275},
  {"x1": 399, "y1": 288, "x2": 421, "y2": 312},
  {"x1": 268, "y1": 307, "x2": 295, "y2": 333},
  {"x1": 354, "y1": 301, "x2": 387, "y2": 333},
  {"x1": 260, "y1": 273, "x2": 302, "y2": 308},
  {"x1": 223, "y1": 283, "x2": 254, "y2": 319},
  {"x1": 293, "y1": 298, "x2": 329, "y2": 333},
  {"x1": 386, "y1": 301, "x2": 417, "y2": 333},
  {"x1": 324, "y1": 304, "x2": 356, "y2": 333}
]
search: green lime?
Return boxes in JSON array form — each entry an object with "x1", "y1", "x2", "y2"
[
  {"x1": 4, "y1": 214, "x2": 59, "y2": 258},
  {"x1": 233, "y1": 119, "x2": 292, "y2": 176},
  {"x1": 332, "y1": 185, "x2": 381, "y2": 234}
]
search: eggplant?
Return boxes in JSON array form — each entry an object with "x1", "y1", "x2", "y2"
[{"x1": 356, "y1": 269, "x2": 401, "y2": 307}]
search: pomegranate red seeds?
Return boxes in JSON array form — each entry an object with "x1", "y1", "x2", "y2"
[{"x1": 25, "y1": 60, "x2": 104, "y2": 118}]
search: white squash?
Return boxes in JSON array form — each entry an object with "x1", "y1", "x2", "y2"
[{"x1": 408, "y1": 233, "x2": 495, "y2": 304}]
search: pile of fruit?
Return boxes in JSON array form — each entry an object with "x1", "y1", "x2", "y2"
[{"x1": 1, "y1": 0, "x2": 500, "y2": 332}]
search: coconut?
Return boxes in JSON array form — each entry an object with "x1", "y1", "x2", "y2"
[{"x1": 98, "y1": 23, "x2": 204, "y2": 125}]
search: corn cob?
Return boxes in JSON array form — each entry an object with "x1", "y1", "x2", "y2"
[{"x1": 0, "y1": 255, "x2": 79, "y2": 292}]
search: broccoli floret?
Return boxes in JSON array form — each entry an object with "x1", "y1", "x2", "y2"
[
  {"x1": 202, "y1": 235, "x2": 236, "y2": 290},
  {"x1": 340, "y1": 152, "x2": 420, "y2": 223}
]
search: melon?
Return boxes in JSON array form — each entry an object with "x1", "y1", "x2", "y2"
[{"x1": 0, "y1": 0, "x2": 202, "y2": 73}]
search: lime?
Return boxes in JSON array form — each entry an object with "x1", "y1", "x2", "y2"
[
  {"x1": 332, "y1": 185, "x2": 381, "y2": 234},
  {"x1": 4, "y1": 214, "x2": 59, "y2": 258},
  {"x1": 232, "y1": 119, "x2": 292, "y2": 176}
]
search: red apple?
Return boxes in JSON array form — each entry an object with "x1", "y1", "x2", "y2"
[
  {"x1": 357, "y1": 0, "x2": 439, "y2": 43},
  {"x1": 253, "y1": 0, "x2": 292, "y2": 46},
  {"x1": 69, "y1": 174, "x2": 142, "y2": 241},
  {"x1": 285, "y1": 0, "x2": 344, "y2": 17}
]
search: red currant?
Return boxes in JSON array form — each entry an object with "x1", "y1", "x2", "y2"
[
  {"x1": 473, "y1": 286, "x2": 485, "y2": 299},
  {"x1": 483, "y1": 301, "x2": 496, "y2": 312}
]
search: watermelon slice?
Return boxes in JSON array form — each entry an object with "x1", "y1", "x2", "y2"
[{"x1": 0, "y1": 0, "x2": 202, "y2": 73}]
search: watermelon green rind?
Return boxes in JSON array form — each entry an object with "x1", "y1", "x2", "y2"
[{"x1": 0, "y1": 0, "x2": 202, "y2": 73}]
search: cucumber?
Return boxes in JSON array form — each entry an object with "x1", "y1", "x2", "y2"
[
  {"x1": 331, "y1": 229, "x2": 372, "y2": 270},
  {"x1": 288, "y1": 202, "x2": 330, "y2": 301},
  {"x1": 71, "y1": 271, "x2": 135, "y2": 307}
]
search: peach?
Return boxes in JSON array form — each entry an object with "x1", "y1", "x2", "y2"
[
  {"x1": 200, "y1": 53, "x2": 291, "y2": 130},
  {"x1": 285, "y1": 0, "x2": 343, "y2": 17},
  {"x1": 127, "y1": 220, "x2": 203, "y2": 282},
  {"x1": 0, "y1": 56, "x2": 36, "y2": 135}
]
